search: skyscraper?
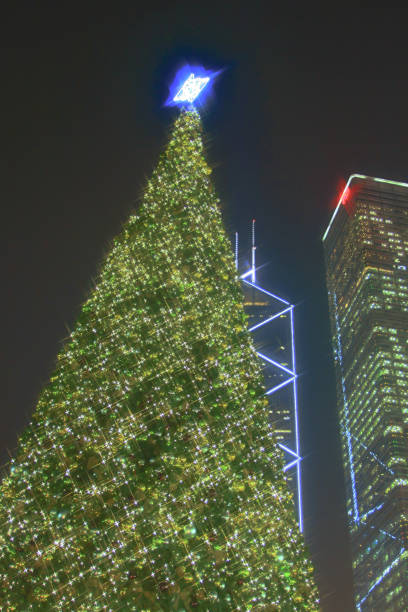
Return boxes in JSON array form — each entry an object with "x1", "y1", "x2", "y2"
[
  {"x1": 323, "y1": 174, "x2": 408, "y2": 610},
  {"x1": 237, "y1": 223, "x2": 303, "y2": 532}
]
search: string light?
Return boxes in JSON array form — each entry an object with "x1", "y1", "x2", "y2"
[{"x1": 0, "y1": 109, "x2": 318, "y2": 610}]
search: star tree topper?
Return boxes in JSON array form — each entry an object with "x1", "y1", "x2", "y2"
[
  {"x1": 165, "y1": 64, "x2": 221, "y2": 107},
  {"x1": 173, "y1": 73, "x2": 210, "y2": 104}
]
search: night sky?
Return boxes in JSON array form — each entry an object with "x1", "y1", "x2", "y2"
[{"x1": 2, "y1": 3, "x2": 408, "y2": 610}]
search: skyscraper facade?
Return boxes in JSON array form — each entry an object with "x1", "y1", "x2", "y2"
[
  {"x1": 323, "y1": 174, "x2": 408, "y2": 610},
  {"x1": 237, "y1": 224, "x2": 303, "y2": 531}
]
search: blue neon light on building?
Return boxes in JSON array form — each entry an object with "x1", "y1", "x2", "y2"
[
  {"x1": 237, "y1": 222, "x2": 303, "y2": 532},
  {"x1": 323, "y1": 174, "x2": 408, "y2": 611}
]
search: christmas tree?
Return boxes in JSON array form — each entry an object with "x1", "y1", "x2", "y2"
[{"x1": 0, "y1": 109, "x2": 318, "y2": 610}]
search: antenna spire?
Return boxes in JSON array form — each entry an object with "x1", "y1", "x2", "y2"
[{"x1": 251, "y1": 219, "x2": 256, "y2": 283}]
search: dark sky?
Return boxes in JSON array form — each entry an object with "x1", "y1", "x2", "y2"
[{"x1": 2, "y1": 2, "x2": 408, "y2": 610}]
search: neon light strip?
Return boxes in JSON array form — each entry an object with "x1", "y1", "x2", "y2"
[
  {"x1": 361, "y1": 503, "x2": 384, "y2": 522},
  {"x1": 242, "y1": 280, "x2": 290, "y2": 305},
  {"x1": 235, "y1": 232, "x2": 239, "y2": 270},
  {"x1": 290, "y1": 306, "x2": 303, "y2": 532},
  {"x1": 284, "y1": 458, "x2": 299, "y2": 472},
  {"x1": 257, "y1": 351, "x2": 295, "y2": 376},
  {"x1": 373, "y1": 177, "x2": 408, "y2": 187},
  {"x1": 322, "y1": 174, "x2": 363, "y2": 242},
  {"x1": 265, "y1": 376, "x2": 295, "y2": 395},
  {"x1": 240, "y1": 241, "x2": 302, "y2": 531},
  {"x1": 248, "y1": 306, "x2": 292, "y2": 332},
  {"x1": 378, "y1": 527, "x2": 403, "y2": 544},
  {"x1": 322, "y1": 173, "x2": 408, "y2": 242},
  {"x1": 333, "y1": 292, "x2": 359, "y2": 523},
  {"x1": 279, "y1": 443, "x2": 299, "y2": 459},
  {"x1": 349, "y1": 433, "x2": 394, "y2": 475},
  {"x1": 251, "y1": 219, "x2": 256, "y2": 283}
]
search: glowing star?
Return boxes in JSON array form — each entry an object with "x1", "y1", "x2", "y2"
[{"x1": 173, "y1": 73, "x2": 210, "y2": 104}]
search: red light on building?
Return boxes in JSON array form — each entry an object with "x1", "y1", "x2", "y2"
[
  {"x1": 329, "y1": 178, "x2": 348, "y2": 211},
  {"x1": 340, "y1": 185, "x2": 350, "y2": 205}
]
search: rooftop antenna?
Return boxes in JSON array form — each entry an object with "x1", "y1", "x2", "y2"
[{"x1": 251, "y1": 219, "x2": 256, "y2": 283}]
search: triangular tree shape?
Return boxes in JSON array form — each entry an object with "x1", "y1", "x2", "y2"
[{"x1": 0, "y1": 110, "x2": 318, "y2": 610}]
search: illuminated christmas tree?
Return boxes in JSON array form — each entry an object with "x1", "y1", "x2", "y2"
[{"x1": 0, "y1": 97, "x2": 318, "y2": 610}]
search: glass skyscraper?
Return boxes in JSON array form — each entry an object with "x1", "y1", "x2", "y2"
[
  {"x1": 323, "y1": 174, "x2": 408, "y2": 610},
  {"x1": 237, "y1": 223, "x2": 303, "y2": 531}
]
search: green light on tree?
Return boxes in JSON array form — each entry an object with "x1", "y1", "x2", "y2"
[{"x1": 0, "y1": 109, "x2": 318, "y2": 610}]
